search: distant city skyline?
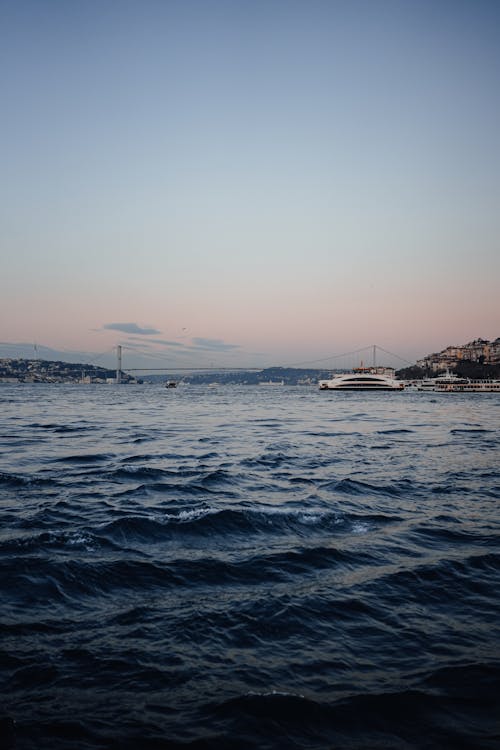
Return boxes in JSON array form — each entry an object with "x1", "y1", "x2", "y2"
[{"x1": 2, "y1": 1, "x2": 499, "y2": 369}]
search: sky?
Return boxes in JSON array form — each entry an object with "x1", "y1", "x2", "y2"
[{"x1": 1, "y1": 0, "x2": 499, "y2": 371}]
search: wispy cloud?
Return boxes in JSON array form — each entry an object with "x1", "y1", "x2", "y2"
[
  {"x1": 124, "y1": 336, "x2": 242, "y2": 354},
  {"x1": 191, "y1": 338, "x2": 240, "y2": 351},
  {"x1": 146, "y1": 339, "x2": 188, "y2": 348},
  {"x1": 103, "y1": 323, "x2": 161, "y2": 335},
  {"x1": 113, "y1": 335, "x2": 243, "y2": 368}
]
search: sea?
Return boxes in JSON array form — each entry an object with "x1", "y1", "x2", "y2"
[{"x1": 1, "y1": 383, "x2": 499, "y2": 750}]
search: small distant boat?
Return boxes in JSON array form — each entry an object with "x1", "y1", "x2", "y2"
[
  {"x1": 165, "y1": 381, "x2": 177, "y2": 389},
  {"x1": 259, "y1": 379, "x2": 285, "y2": 386},
  {"x1": 319, "y1": 367, "x2": 404, "y2": 391}
]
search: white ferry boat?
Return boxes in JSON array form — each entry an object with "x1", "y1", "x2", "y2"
[
  {"x1": 319, "y1": 367, "x2": 404, "y2": 391},
  {"x1": 416, "y1": 370, "x2": 468, "y2": 391},
  {"x1": 434, "y1": 379, "x2": 500, "y2": 393}
]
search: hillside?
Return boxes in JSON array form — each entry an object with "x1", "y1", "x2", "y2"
[{"x1": 0, "y1": 358, "x2": 137, "y2": 384}]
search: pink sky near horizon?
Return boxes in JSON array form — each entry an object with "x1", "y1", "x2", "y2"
[{"x1": 4, "y1": 270, "x2": 498, "y2": 369}]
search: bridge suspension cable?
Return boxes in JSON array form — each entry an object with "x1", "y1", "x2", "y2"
[
  {"x1": 115, "y1": 344, "x2": 414, "y2": 374},
  {"x1": 280, "y1": 345, "x2": 413, "y2": 369}
]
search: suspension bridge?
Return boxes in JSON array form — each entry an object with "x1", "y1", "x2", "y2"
[{"x1": 113, "y1": 344, "x2": 414, "y2": 383}]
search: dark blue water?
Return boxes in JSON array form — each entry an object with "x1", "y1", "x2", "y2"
[{"x1": 1, "y1": 384, "x2": 499, "y2": 749}]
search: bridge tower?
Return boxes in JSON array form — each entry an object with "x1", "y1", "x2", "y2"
[{"x1": 116, "y1": 345, "x2": 122, "y2": 384}]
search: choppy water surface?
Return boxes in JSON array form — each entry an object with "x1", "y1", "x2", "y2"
[{"x1": 1, "y1": 384, "x2": 499, "y2": 749}]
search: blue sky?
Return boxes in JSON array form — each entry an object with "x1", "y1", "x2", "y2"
[{"x1": 1, "y1": 0, "x2": 499, "y2": 370}]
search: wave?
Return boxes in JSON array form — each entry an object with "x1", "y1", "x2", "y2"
[
  {"x1": 27, "y1": 422, "x2": 92, "y2": 433},
  {"x1": 376, "y1": 428, "x2": 415, "y2": 434},
  {"x1": 321, "y1": 476, "x2": 413, "y2": 498},
  {"x1": 368, "y1": 552, "x2": 500, "y2": 614},
  {"x1": 411, "y1": 524, "x2": 499, "y2": 547},
  {"x1": 0, "y1": 471, "x2": 54, "y2": 487},
  {"x1": 92, "y1": 504, "x2": 373, "y2": 544},
  {"x1": 53, "y1": 453, "x2": 113, "y2": 464},
  {"x1": 450, "y1": 428, "x2": 493, "y2": 434},
  {"x1": 0, "y1": 539, "x2": 387, "y2": 604},
  {"x1": 209, "y1": 663, "x2": 500, "y2": 749}
]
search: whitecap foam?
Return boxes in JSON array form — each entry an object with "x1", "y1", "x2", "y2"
[
  {"x1": 164, "y1": 507, "x2": 220, "y2": 523},
  {"x1": 297, "y1": 513, "x2": 322, "y2": 524},
  {"x1": 43, "y1": 530, "x2": 97, "y2": 550},
  {"x1": 351, "y1": 521, "x2": 370, "y2": 534},
  {"x1": 67, "y1": 531, "x2": 95, "y2": 548}
]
